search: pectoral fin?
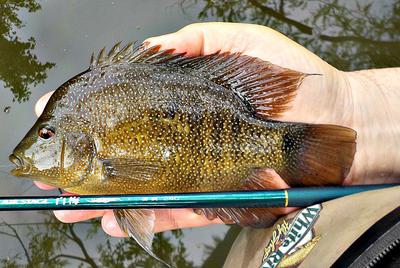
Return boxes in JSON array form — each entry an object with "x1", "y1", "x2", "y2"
[
  {"x1": 100, "y1": 158, "x2": 162, "y2": 181},
  {"x1": 114, "y1": 209, "x2": 171, "y2": 267}
]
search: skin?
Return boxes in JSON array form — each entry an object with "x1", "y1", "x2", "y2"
[{"x1": 33, "y1": 22, "x2": 400, "y2": 237}]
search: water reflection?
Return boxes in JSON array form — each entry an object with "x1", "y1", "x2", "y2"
[
  {"x1": 0, "y1": 1, "x2": 54, "y2": 102},
  {"x1": 201, "y1": 225, "x2": 242, "y2": 268},
  {"x1": 0, "y1": 212, "x2": 197, "y2": 267},
  {"x1": 3, "y1": 106, "x2": 11, "y2": 114},
  {"x1": 0, "y1": 0, "x2": 399, "y2": 267},
  {"x1": 0, "y1": 211, "x2": 240, "y2": 267},
  {"x1": 186, "y1": 0, "x2": 400, "y2": 70}
]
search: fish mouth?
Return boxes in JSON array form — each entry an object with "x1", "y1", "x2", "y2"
[{"x1": 9, "y1": 154, "x2": 32, "y2": 176}]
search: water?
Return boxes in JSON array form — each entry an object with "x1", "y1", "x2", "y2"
[{"x1": 0, "y1": 0, "x2": 398, "y2": 267}]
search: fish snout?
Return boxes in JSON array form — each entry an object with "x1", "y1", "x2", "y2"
[
  {"x1": 9, "y1": 154, "x2": 23, "y2": 167},
  {"x1": 9, "y1": 153, "x2": 31, "y2": 176}
]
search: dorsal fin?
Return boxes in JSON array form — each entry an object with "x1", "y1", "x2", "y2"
[
  {"x1": 90, "y1": 42, "x2": 308, "y2": 118},
  {"x1": 177, "y1": 52, "x2": 307, "y2": 118},
  {"x1": 89, "y1": 42, "x2": 184, "y2": 69}
]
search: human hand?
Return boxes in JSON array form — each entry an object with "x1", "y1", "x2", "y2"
[{"x1": 34, "y1": 22, "x2": 400, "y2": 237}]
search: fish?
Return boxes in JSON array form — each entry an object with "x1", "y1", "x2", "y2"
[{"x1": 9, "y1": 42, "x2": 356, "y2": 265}]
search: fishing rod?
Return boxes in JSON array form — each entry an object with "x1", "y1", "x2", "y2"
[{"x1": 0, "y1": 184, "x2": 396, "y2": 211}]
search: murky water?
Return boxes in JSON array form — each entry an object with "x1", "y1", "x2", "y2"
[{"x1": 0, "y1": 0, "x2": 398, "y2": 267}]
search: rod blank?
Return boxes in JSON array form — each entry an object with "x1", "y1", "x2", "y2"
[{"x1": 0, "y1": 184, "x2": 396, "y2": 211}]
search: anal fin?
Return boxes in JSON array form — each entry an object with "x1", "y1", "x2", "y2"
[
  {"x1": 194, "y1": 169, "x2": 287, "y2": 228},
  {"x1": 114, "y1": 209, "x2": 171, "y2": 267},
  {"x1": 194, "y1": 207, "x2": 278, "y2": 228}
]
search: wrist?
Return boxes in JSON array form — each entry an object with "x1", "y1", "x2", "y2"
[
  {"x1": 343, "y1": 68, "x2": 400, "y2": 183},
  {"x1": 278, "y1": 66, "x2": 355, "y2": 126}
]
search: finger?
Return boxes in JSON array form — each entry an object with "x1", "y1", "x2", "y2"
[
  {"x1": 101, "y1": 210, "x2": 127, "y2": 237},
  {"x1": 144, "y1": 34, "x2": 202, "y2": 56},
  {"x1": 34, "y1": 181, "x2": 57, "y2": 190},
  {"x1": 144, "y1": 22, "x2": 322, "y2": 73},
  {"x1": 154, "y1": 208, "x2": 223, "y2": 233},
  {"x1": 99, "y1": 208, "x2": 223, "y2": 236},
  {"x1": 144, "y1": 28, "x2": 204, "y2": 56},
  {"x1": 35, "y1": 91, "x2": 54, "y2": 117},
  {"x1": 54, "y1": 209, "x2": 107, "y2": 223},
  {"x1": 144, "y1": 22, "x2": 241, "y2": 57}
]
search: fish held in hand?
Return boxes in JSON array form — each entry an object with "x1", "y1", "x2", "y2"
[{"x1": 9, "y1": 42, "x2": 356, "y2": 264}]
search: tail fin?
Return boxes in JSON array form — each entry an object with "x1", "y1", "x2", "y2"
[{"x1": 277, "y1": 123, "x2": 356, "y2": 186}]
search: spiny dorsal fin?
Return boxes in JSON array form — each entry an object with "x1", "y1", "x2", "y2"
[
  {"x1": 89, "y1": 42, "x2": 184, "y2": 69},
  {"x1": 90, "y1": 42, "x2": 308, "y2": 118}
]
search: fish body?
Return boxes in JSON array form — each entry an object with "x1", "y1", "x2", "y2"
[
  {"x1": 9, "y1": 43, "x2": 356, "y2": 265},
  {"x1": 49, "y1": 63, "x2": 301, "y2": 195}
]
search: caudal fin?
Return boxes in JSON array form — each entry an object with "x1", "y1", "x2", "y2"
[{"x1": 278, "y1": 123, "x2": 356, "y2": 186}]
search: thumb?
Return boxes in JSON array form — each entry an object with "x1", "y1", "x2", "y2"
[
  {"x1": 144, "y1": 22, "x2": 256, "y2": 57},
  {"x1": 144, "y1": 26, "x2": 205, "y2": 57},
  {"x1": 35, "y1": 91, "x2": 54, "y2": 117}
]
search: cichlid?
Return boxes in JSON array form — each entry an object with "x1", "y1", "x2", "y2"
[{"x1": 9, "y1": 42, "x2": 356, "y2": 264}]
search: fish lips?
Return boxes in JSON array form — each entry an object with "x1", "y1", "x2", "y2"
[{"x1": 9, "y1": 154, "x2": 32, "y2": 176}]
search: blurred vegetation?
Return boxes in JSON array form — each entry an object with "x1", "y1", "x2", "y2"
[
  {"x1": 200, "y1": 225, "x2": 242, "y2": 268},
  {"x1": 1, "y1": 0, "x2": 399, "y2": 267},
  {"x1": 181, "y1": 0, "x2": 400, "y2": 71},
  {"x1": 0, "y1": 211, "x2": 241, "y2": 267},
  {"x1": 0, "y1": 212, "x2": 196, "y2": 268},
  {"x1": 0, "y1": 0, "x2": 54, "y2": 102}
]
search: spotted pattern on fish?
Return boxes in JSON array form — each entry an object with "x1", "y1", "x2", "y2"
[{"x1": 10, "y1": 42, "x2": 356, "y2": 226}]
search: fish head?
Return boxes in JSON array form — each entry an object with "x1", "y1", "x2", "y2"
[{"x1": 9, "y1": 93, "x2": 96, "y2": 189}]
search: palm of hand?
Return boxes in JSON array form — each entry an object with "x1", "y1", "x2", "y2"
[{"x1": 148, "y1": 23, "x2": 349, "y2": 124}]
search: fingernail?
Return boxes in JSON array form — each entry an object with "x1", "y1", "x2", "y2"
[
  {"x1": 54, "y1": 210, "x2": 70, "y2": 222},
  {"x1": 35, "y1": 91, "x2": 54, "y2": 117},
  {"x1": 141, "y1": 40, "x2": 151, "y2": 48},
  {"x1": 102, "y1": 214, "x2": 127, "y2": 237}
]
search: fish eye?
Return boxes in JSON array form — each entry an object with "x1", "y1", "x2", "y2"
[{"x1": 38, "y1": 126, "x2": 56, "y2": 140}]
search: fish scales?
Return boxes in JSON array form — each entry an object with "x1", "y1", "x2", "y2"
[{"x1": 47, "y1": 63, "x2": 287, "y2": 194}]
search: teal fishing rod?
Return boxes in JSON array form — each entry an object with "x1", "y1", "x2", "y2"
[{"x1": 0, "y1": 184, "x2": 396, "y2": 211}]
